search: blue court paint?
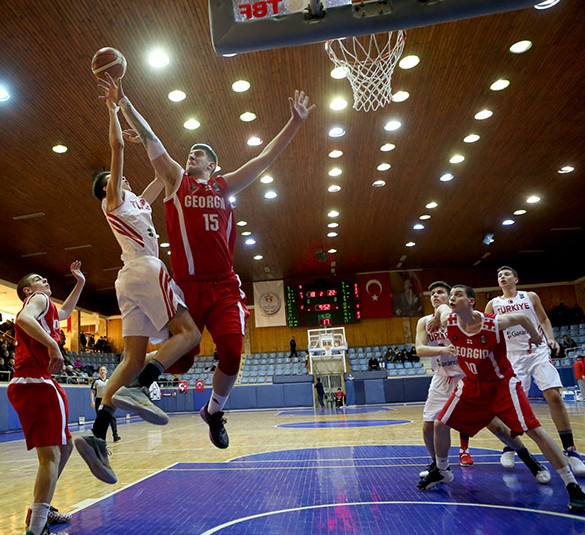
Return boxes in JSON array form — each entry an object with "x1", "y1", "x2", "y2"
[
  {"x1": 70, "y1": 445, "x2": 585, "y2": 534},
  {"x1": 278, "y1": 406, "x2": 393, "y2": 416},
  {"x1": 277, "y1": 419, "x2": 411, "y2": 429}
]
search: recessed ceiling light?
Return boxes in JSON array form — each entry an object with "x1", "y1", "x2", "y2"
[
  {"x1": 534, "y1": 0, "x2": 560, "y2": 10},
  {"x1": 148, "y1": 50, "x2": 170, "y2": 67},
  {"x1": 328, "y1": 185, "x2": 342, "y2": 192},
  {"x1": 527, "y1": 195, "x2": 541, "y2": 204},
  {"x1": 0, "y1": 86, "x2": 11, "y2": 101},
  {"x1": 240, "y1": 112, "x2": 256, "y2": 122},
  {"x1": 558, "y1": 166, "x2": 574, "y2": 174},
  {"x1": 328, "y1": 167, "x2": 342, "y2": 177},
  {"x1": 229, "y1": 196, "x2": 236, "y2": 204},
  {"x1": 329, "y1": 150, "x2": 343, "y2": 158},
  {"x1": 168, "y1": 90, "x2": 186, "y2": 102},
  {"x1": 328, "y1": 248, "x2": 337, "y2": 254},
  {"x1": 232, "y1": 80, "x2": 251, "y2": 92},
  {"x1": 260, "y1": 175, "x2": 273, "y2": 183},
  {"x1": 183, "y1": 119, "x2": 200, "y2": 130},
  {"x1": 247, "y1": 136, "x2": 263, "y2": 146},
  {"x1": 264, "y1": 190, "x2": 277, "y2": 199},
  {"x1": 440, "y1": 173, "x2": 454, "y2": 182},
  {"x1": 490, "y1": 79, "x2": 510, "y2": 91},
  {"x1": 330, "y1": 97, "x2": 348, "y2": 110},
  {"x1": 502, "y1": 219, "x2": 515, "y2": 226},
  {"x1": 167, "y1": 251, "x2": 171, "y2": 256},
  {"x1": 328, "y1": 210, "x2": 339, "y2": 218},
  {"x1": 392, "y1": 91, "x2": 410, "y2": 102},
  {"x1": 330, "y1": 66, "x2": 348, "y2": 79},
  {"x1": 419, "y1": 214, "x2": 431, "y2": 220},
  {"x1": 52, "y1": 144, "x2": 68, "y2": 154},
  {"x1": 245, "y1": 238, "x2": 256, "y2": 245},
  {"x1": 160, "y1": 242, "x2": 170, "y2": 248},
  {"x1": 464, "y1": 134, "x2": 480, "y2": 143},
  {"x1": 372, "y1": 180, "x2": 386, "y2": 187},
  {"x1": 242, "y1": 231, "x2": 252, "y2": 236},
  {"x1": 509, "y1": 40, "x2": 532, "y2": 54},
  {"x1": 327, "y1": 232, "x2": 338, "y2": 237},
  {"x1": 329, "y1": 127, "x2": 346, "y2": 137},
  {"x1": 399, "y1": 55, "x2": 420, "y2": 69},
  {"x1": 237, "y1": 221, "x2": 247, "y2": 226},
  {"x1": 474, "y1": 109, "x2": 493, "y2": 120},
  {"x1": 253, "y1": 255, "x2": 263, "y2": 260},
  {"x1": 377, "y1": 163, "x2": 391, "y2": 171},
  {"x1": 384, "y1": 120, "x2": 401, "y2": 131},
  {"x1": 406, "y1": 241, "x2": 416, "y2": 247},
  {"x1": 413, "y1": 223, "x2": 424, "y2": 230},
  {"x1": 514, "y1": 209, "x2": 527, "y2": 215},
  {"x1": 449, "y1": 154, "x2": 465, "y2": 164},
  {"x1": 223, "y1": 53, "x2": 237, "y2": 57},
  {"x1": 380, "y1": 143, "x2": 396, "y2": 152},
  {"x1": 328, "y1": 222, "x2": 339, "y2": 228},
  {"x1": 425, "y1": 202, "x2": 438, "y2": 209}
]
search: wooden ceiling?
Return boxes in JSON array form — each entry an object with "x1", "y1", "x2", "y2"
[{"x1": 1, "y1": 1, "x2": 584, "y2": 316}]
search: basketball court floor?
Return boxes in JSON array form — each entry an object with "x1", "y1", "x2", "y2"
[{"x1": 1, "y1": 401, "x2": 584, "y2": 534}]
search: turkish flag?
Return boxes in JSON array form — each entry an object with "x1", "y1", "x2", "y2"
[{"x1": 357, "y1": 272, "x2": 394, "y2": 318}]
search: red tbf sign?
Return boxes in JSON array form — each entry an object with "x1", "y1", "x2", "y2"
[
  {"x1": 195, "y1": 380, "x2": 205, "y2": 392},
  {"x1": 178, "y1": 381, "x2": 188, "y2": 393},
  {"x1": 239, "y1": 0, "x2": 282, "y2": 20}
]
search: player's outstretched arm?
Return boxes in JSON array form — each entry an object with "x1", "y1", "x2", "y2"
[
  {"x1": 415, "y1": 316, "x2": 452, "y2": 357},
  {"x1": 140, "y1": 173, "x2": 165, "y2": 206},
  {"x1": 224, "y1": 90, "x2": 316, "y2": 195},
  {"x1": 498, "y1": 313, "x2": 542, "y2": 347},
  {"x1": 58, "y1": 261, "x2": 86, "y2": 320},
  {"x1": 529, "y1": 291, "x2": 559, "y2": 351}
]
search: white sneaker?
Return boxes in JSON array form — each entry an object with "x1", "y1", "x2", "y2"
[
  {"x1": 565, "y1": 449, "x2": 585, "y2": 477},
  {"x1": 535, "y1": 467, "x2": 552, "y2": 484},
  {"x1": 500, "y1": 448, "x2": 516, "y2": 469}
]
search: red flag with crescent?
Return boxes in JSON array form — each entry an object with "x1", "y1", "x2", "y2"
[{"x1": 357, "y1": 272, "x2": 394, "y2": 318}]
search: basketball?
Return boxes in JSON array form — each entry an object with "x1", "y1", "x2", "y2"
[{"x1": 91, "y1": 47, "x2": 127, "y2": 80}]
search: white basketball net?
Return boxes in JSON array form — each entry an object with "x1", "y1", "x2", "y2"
[{"x1": 325, "y1": 30, "x2": 406, "y2": 112}]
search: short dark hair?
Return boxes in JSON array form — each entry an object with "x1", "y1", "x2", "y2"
[
  {"x1": 190, "y1": 143, "x2": 218, "y2": 164},
  {"x1": 497, "y1": 265, "x2": 518, "y2": 278},
  {"x1": 428, "y1": 281, "x2": 451, "y2": 292},
  {"x1": 17, "y1": 274, "x2": 37, "y2": 301},
  {"x1": 452, "y1": 284, "x2": 476, "y2": 301},
  {"x1": 92, "y1": 171, "x2": 111, "y2": 200}
]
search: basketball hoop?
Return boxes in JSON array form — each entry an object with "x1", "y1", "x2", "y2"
[{"x1": 325, "y1": 30, "x2": 406, "y2": 112}]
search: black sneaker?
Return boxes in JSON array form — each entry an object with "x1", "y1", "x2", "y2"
[
  {"x1": 417, "y1": 466, "x2": 454, "y2": 491},
  {"x1": 113, "y1": 435, "x2": 121, "y2": 442},
  {"x1": 25, "y1": 506, "x2": 72, "y2": 527},
  {"x1": 26, "y1": 522, "x2": 69, "y2": 535},
  {"x1": 200, "y1": 403, "x2": 229, "y2": 449},
  {"x1": 419, "y1": 460, "x2": 436, "y2": 478},
  {"x1": 74, "y1": 431, "x2": 117, "y2": 484},
  {"x1": 567, "y1": 482, "x2": 585, "y2": 513}
]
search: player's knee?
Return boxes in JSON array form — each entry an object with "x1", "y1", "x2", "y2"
[{"x1": 216, "y1": 334, "x2": 243, "y2": 376}]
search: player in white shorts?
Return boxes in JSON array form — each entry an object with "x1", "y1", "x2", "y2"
[
  {"x1": 74, "y1": 73, "x2": 201, "y2": 485},
  {"x1": 417, "y1": 281, "x2": 552, "y2": 483},
  {"x1": 486, "y1": 266, "x2": 585, "y2": 477}
]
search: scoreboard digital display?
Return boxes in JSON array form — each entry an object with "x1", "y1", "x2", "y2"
[{"x1": 286, "y1": 281, "x2": 360, "y2": 327}]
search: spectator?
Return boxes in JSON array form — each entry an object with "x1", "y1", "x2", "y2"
[
  {"x1": 0, "y1": 356, "x2": 9, "y2": 381},
  {"x1": 383, "y1": 347, "x2": 395, "y2": 364},
  {"x1": 562, "y1": 334, "x2": 578, "y2": 354},
  {"x1": 6, "y1": 356, "x2": 15, "y2": 381},
  {"x1": 368, "y1": 355, "x2": 380, "y2": 371},
  {"x1": 74, "y1": 356, "x2": 83, "y2": 369},
  {"x1": 575, "y1": 356, "x2": 585, "y2": 398},
  {"x1": 334, "y1": 387, "x2": 346, "y2": 408},
  {"x1": 289, "y1": 337, "x2": 298, "y2": 358},
  {"x1": 79, "y1": 332, "x2": 87, "y2": 352},
  {"x1": 315, "y1": 377, "x2": 325, "y2": 408},
  {"x1": 88, "y1": 334, "x2": 95, "y2": 351}
]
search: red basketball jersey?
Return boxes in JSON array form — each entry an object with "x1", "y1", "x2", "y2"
[
  {"x1": 14, "y1": 293, "x2": 61, "y2": 378},
  {"x1": 164, "y1": 174, "x2": 236, "y2": 281},
  {"x1": 446, "y1": 312, "x2": 515, "y2": 382}
]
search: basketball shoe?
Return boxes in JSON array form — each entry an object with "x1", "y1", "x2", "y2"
[
  {"x1": 74, "y1": 431, "x2": 117, "y2": 484},
  {"x1": 200, "y1": 403, "x2": 229, "y2": 449},
  {"x1": 417, "y1": 466, "x2": 454, "y2": 491},
  {"x1": 112, "y1": 386, "x2": 169, "y2": 425},
  {"x1": 459, "y1": 449, "x2": 474, "y2": 466},
  {"x1": 567, "y1": 483, "x2": 585, "y2": 513},
  {"x1": 25, "y1": 506, "x2": 72, "y2": 527},
  {"x1": 419, "y1": 460, "x2": 436, "y2": 478},
  {"x1": 26, "y1": 522, "x2": 69, "y2": 535},
  {"x1": 565, "y1": 448, "x2": 585, "y2": 477},
  {"x1": 500, "y1": 446, "x2": 516, "y2": 469}
]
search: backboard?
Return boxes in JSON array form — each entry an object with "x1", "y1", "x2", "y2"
[{"x1": 209, "y1": 0, "x2": 540, "y2": 55}]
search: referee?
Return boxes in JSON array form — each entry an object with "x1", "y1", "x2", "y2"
[{"x1": 90, "y1": 366, "x2": 121, "y2": 442}]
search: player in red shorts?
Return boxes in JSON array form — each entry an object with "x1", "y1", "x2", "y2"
[
  {"x1": 109, "y1": 80, "x2": 315, "y2": 448},
  {"x1": 8, "y1": 261, "x2": 85, "y2": 535},
  {"x1": 417, "y1": 284, "x2": 585, "y2": 514}
]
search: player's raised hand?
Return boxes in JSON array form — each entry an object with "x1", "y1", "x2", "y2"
[
  {"x1": 70, "y1": 260, "x2": 85, "y2": 285},
  {"x1": 98, "y1": 73, "x2": 125, "y2": 109},
  {"x1": 123, "y1": 129, "x2": 142, "y2": 144},
  {"x1": 289, "y1": 90, "x2": 316, "y2": 122}
]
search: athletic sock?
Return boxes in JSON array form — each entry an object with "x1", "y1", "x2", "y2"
[
  {"x1": 29, "y1": 502, "x2": 50, "y2": 535},
  {"x1": 516, "y1": 447, "x2": 541, "y2": 475},
  {"x1": 559, "y1": 431, "x2": 575, "y2": 451},
  {"x1": 459, "y1": 433, "x2": 470, "y2": 451},
  {"x1": 92, "y1": 405, "x2": 116, "y2": 440},
  {"x1": 557, "y1": 465, "x2": 577, "y2": 486},
  {"x1": 137, "y1": 359, "x2": 165, "y2": 389},
  {"x1": 207, "y1": 391, "x2": 229, "y2": 414},
  {"x1": 437, "y1": 457, "x2": 449, "y2": 471}
]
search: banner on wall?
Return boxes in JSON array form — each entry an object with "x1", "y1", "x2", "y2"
[
  {"x1": 253, "y1": 280, "x2": 287, "y2": 327},
  {"x1": 356, "y1": 271, "x2": 394, "y2": 318},
  {"x1": 390, "y1": 271, "x2": 425, "y2": 317}
]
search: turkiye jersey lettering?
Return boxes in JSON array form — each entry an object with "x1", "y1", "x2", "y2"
[
  {"x1": 490, "y1": 291, "x2": 543, "y2": 352},
  {"x1": 446, "y1": 312, "x2": 514, "y2": 382},
  {"x1": 102, "y1": 191, "x2": 159, "y2": 263},
  {"x1": 164, "y1": 174, "x2": 235, "y2": 280},
  {"x1": 424, "y1": 315, "x2": 462, "y2": 377},
  {"x1": 14, "y1": 293, "x2": 60, "y2": 378}
]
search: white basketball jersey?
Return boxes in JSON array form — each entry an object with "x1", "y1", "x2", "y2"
[
  {"x1": 489, "y1": 291, "x2": 543, "y2": 353},
  {"x1": 424, "y1": 315, "x2": 463, "y2": 377},
  {"x1": 102, "y1": 191, "x2": 159, "y2": 263}
]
